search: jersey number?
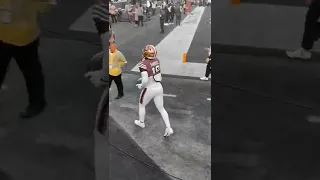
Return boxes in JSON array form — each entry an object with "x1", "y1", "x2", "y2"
[{"x1": 152, "y1": 65, "x2": 160, "y2": 74}]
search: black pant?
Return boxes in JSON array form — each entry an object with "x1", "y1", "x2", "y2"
[
  {"x1": 176, "y1": 15, "x2": 181, "y2": 25},
  {"x1": 165, "y1": 12, "x2": 169, "y2": 23},
  {"x1": 109, "y1": 74, "x2": 124, "y2": 96},
  {"x1": 170, "y1": 13, "x2": 175, "y2": 23},
  {"x1": 0, "y1": 38, "x2": 46, "y2": 105},
  {"x1": 205, "y1": 60, "x2": 211, "y2": 77},
  {"x1": 138, "y1": 15, "x2": 144, "y2": 26},
  {"x1": 160, "y1": 18, "x2": 164, "y2": 33},
  {"x1": 302, "y1": 0, "x2": 320, "y2": 50},
  {"x1": 111, "y1": 14, "x2": 117, "y2": 23}
]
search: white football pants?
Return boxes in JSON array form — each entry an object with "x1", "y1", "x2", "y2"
[{"x1": 138, "y1": 83, "x2": 171, "y2": 128}]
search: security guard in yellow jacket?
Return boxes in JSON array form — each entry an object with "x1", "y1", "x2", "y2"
[{"x1": 0, "y1": 0, "x2": 51, "y2": 118}]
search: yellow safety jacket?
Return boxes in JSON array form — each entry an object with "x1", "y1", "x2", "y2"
[
  {"x1": 109, "y1": 50, "x2": 127, "y2": 76},
  {"x1": 0, "y1": 0, "x2": 50, "y2": 46}
]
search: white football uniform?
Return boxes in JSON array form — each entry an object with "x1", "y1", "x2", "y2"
[{"x1": 135, "y1": 57, "x2": 173, "y2": 137}]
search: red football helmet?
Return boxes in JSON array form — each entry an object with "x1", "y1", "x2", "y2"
[{"x1": 142, "y1": 45, "x2": 157, "y2": 59}]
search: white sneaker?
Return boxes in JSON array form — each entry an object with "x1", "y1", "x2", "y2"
[
  {"x1": 164, "y1": 23, "x2": 169, "y2": 26},
  {"x1": 134, "y1": 120, "x2": 145, "y2": 128},
  {"x1": 286, "y1": 48, "x2": 311, "y2": 60},
  {"x1": 164, "y1": 127, "x2": 174, "y2": 137},
  {"x1": 200, "y1": 77, "x2": 209, "y2": 81}
]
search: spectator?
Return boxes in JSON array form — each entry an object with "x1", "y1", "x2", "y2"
[
  {"x1": 152, "y1": 0, "x2": 157, "y2": 15},
  {"x1": 167, "y1": 4, "x2": 172, "y2": 24},
  {"x1": 286, "y1": 0, "x2": 320, "y2": 59},
  {"x1": 0, "y1": 0, "x2": 50, "y2": 118},
  {"x1": 165, "y1": 5, "x2": 170, "y2": 25},
  {"x1": 138, "y1": 4, "x2": 144, "y2": 27},
  {"x1": 134, "y1": 4, "x2": 139, "y2": 26},
  {"x1": 125, "y1": 3, "x2": 131, "y2": 23},
  {"x1": 128, "y1": 4, "x2": 134, "y2": 23},
  {"x1": 109, "y1": 2, "x2": 118, "y2": 23},
  {"x1": 146, "y1": 0, "x2": 152, "y2": 20},
  {"x1": 175, "y1": 4, "x2": 182, "y2": 26},
  {"x1": 170, "y1": 3, "x2": 175, "y2": 24},
  {"x1": 159, "y1": 5, "x2": 166, "y2": 33}
]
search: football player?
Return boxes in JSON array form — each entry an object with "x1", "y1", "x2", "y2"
[{"x1": 135, "y1": 45, "x2": 174, "y2": 137}]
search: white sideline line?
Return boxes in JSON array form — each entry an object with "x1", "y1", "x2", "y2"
[
  {"x1": 207, "y1": 98, "x2": 211, "y2": 101},
  {"x1": 164, "y1": 94, "x2": 177, "y2": 97}
]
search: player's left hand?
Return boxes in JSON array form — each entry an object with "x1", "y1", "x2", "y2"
[
  {"x1": 136, "y1": 84, "x2": 142, "y2": 89},
  {"x1": 84, "y1": 70, "x2": 108, "y2": 88}
]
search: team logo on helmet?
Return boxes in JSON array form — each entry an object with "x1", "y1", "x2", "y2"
[{"x1": 142, "y1": 45, "x2": 157, "y2": 59}]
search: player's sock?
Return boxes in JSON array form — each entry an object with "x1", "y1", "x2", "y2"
[
  {"x1": 159, "y1": 108, "x2": 171, "y2": 129},
  {"x1": 138, "y1": 104, "x2": 146, "y2": 123}
]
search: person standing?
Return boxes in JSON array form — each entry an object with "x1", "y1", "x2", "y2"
[
  {"x1": 286, "y1": 0, "x2": 320, "y2": 60},
  {"x1": 152, "y1": 0, "x2": 156, "y2": 15},
  {"x1": 134, "y1": 4, "x2": 139, "y2": 26},
  {"x1": 109, "y1": 43, "x2": 127, "y2": 99},
  {"x1": 200, "y1": 47, "x2": 211, "y2": 81},
  {"x1": 146, "y1": 0, "x2": 151, "y2": 20},
  {"x1": 159, "y1": 5, "x2": 166, "y2": 33},
  {"x1": 0, "y1": 0, "x2": 50, "y2": 118},
  {"x1": 128, "y1": 4, "x2": 134, "y2": 23},
  {"x1": 167, "y1": 4, "x2": 172, "y2": 24},
  {"x1": 175, "y1": 4, "x2": 182, "y2": 25},
  {"x1": 138, "y1": 3, "x2": 144, "y2": 27},
  {"x1": 125, "y1": 3, "x2": 131, "y2": 23},
  {"x1": 164, "y1": 5, "x2": 170, "y2": 25},
  {"x1": 170, "y1": 3, "x2": 175, "y2": 24},
  {"x1": 109, "y1": 2, "x2": 118, "y2": 23}
]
